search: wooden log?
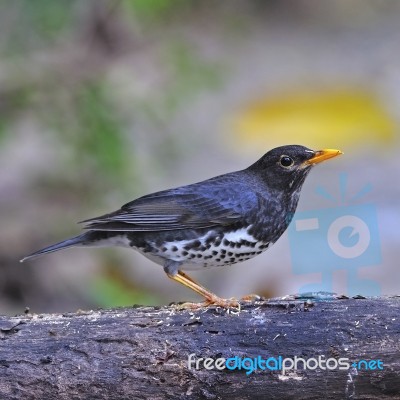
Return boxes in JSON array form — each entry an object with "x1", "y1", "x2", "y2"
[{"x1": 0, "y1": 296, "x2": 399, "y2": 399}]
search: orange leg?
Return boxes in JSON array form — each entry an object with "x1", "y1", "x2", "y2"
[{"x1": 166, "y1": 270, "x2": 239, "y2": 310}]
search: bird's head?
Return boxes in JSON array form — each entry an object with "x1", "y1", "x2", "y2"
[{"x1": 248, "y1": 145, "x2": 343, "y2": 192}]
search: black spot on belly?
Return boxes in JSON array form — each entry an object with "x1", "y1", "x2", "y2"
[
  {"x1": 161, "y1": 246, "x2": 168, "y2": 252},
  {"x1": 206, "y1": 234, "x2": 219, "y2": 245},
  {"x1": 184, "y1": 240, "x2": 202, "y2": 251},
  {"x1": 171, "y1": 246, "x2": 178, "y2": 252},
  {"x1": 223, "y1": 239, "x2": 230, "y2": 246},
  {"x1": 205, "y1": 236, "x2": 213, "y2": 245},
  {"x1": 259, "y1": 243, "x2": 269, "y2": 249},
  {"x1": 215, "y1": 240, "x2": 221, "y2": 247},
  {"x1": 228, "y1": 252, "x2": 233, "y2": 256},
  {"x1": 204, "y1": 255, "x2": 212, "y2": 260},
  {"x1": 182, "y1": 250, "x2": 188, "y2": 256},
  {"x1": 215, "y1": 258, "x2": 221, "y2": 262},
  {"x1": 212, "y1": 250, "x2": 218, "y2": 256},
  {"x1": 197, "y1": 254, "x2": 202, "y2": 258},
  {"x1": 221, "y1": 249, "x2": 226, "y2": 255},
  {"x1": 220, "y1": 255, "x2": 226, "y2": 259},
  {"x1": 230, "y1": 257, "x2": 236, "y2": 262}
]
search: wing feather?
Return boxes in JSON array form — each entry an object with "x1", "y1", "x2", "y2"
[{"x1": 81, "y1": 175, "x2": 258, "y2": 232}]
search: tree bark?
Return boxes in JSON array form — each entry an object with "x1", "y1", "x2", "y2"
[{"x1": 0, "y1": 296, "x2": 399, "y2": 400}]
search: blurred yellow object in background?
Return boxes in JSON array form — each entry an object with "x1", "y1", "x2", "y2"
[{"x1": 230, "y1": 88, "x2": 397, "y2": 150}]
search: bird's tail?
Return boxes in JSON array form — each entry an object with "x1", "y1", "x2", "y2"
[{"x1": 20, "y1": 232, "x2": 93, "y2": 263}]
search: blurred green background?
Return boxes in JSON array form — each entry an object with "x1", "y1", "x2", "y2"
[{"x1": 1, "y1": 0, "x2": 399, "y2": 315}]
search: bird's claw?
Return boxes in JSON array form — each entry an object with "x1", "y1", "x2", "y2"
[
  {"x1": 175, "y1": 296, "x2": 240, "y2": 311},
  {"x1": 206, "y1": 296, "x2": 240, "y2": 310},
  {"x1": 240, "y1": 293, "x2": 262, "y2": 302}
]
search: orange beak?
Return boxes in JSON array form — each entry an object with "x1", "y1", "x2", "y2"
[{"x1": 303, "y1": 149, "x2": 343, "y2": 166}]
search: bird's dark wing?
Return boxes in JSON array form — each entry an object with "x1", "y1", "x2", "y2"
[{"x1": 81, "y1": 175, "x2": 258, "y2": 232}]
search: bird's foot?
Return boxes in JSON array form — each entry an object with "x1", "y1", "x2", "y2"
[
  {"x1": 176, "y1": 296, "x2": 240, "y2": 311},
  {"x1": 205, "y1": 296, "x2": 240, "y2": 310},
  {"x1": 240, "y1": 293, "x2": 262, "y2": 302}
]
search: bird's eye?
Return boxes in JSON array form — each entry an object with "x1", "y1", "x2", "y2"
[{"x1": 279, "y1": 155, "x2": 294, "y2": 167}]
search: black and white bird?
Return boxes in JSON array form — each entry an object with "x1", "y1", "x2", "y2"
[{"x1": 21, "y1": 145, "x2": 342, "y2": 308}]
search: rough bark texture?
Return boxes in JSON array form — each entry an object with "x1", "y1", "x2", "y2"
[{"x1": 0, "y1": 296, "x2": 399, "y2": 400}]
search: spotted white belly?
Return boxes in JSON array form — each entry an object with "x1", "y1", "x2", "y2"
[
  {"x1": 90, "y1": 228, "x2": 272, "y2": 271},
  {"x1": 148, "y1": 228, "x2": 272, "y2": 271}
]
